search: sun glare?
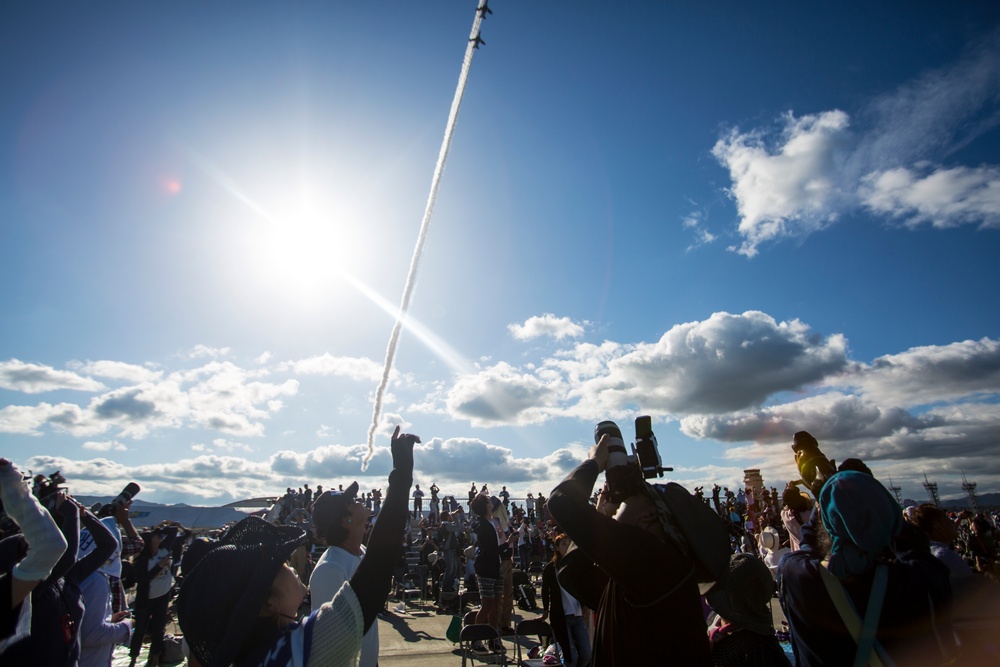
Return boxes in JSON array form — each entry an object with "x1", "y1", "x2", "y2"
[{"x1": 248, "y1": 189, "x2": 368, "y2": 298}]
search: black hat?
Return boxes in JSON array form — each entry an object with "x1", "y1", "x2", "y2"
[
  {"x1": 312, "y1": 481, "x2": 360, "y2": 535},
  {"x1": 176, "y1": 517, "x2": 306, "y2": 667}
]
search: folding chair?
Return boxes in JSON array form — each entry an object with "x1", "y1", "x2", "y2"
[
  {"x1": 464, "y1": 610, "x2": 479, "y2": 626},
  {"x1": 398, "y1": 572, "x2": 423, "y2": 607},
  {"x1": 527, "y1": 561, "x2": 544, "y2": 584},
  {"x1": 514, "y1": 618, "x2": 558, "y2": 666},
  {"x1": 460, "y1": 623, "x2": 507, "y2": 667}
]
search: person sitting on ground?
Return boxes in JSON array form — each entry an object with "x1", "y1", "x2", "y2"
[
  {"x1": 706, "y1": 553, "x2": 789, "y2": 666},
  {"x1": 177, "y1": 425, "x2": 418, "y2": 667},
  {"x1": 309, "y1": 481, "x2": 378, "y2": 667}
]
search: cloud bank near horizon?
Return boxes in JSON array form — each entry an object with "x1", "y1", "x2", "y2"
[{"x1": 3, "y1": 310, "x2": 998, "y2": 502}]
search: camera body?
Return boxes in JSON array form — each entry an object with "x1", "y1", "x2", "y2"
[
  {"x1": 791, "y1": 431, "x2": 837, "y2": 497},
  {"x1": 595, "y1": 416, "x2": 673, "y2": 502},
  {"x1": 32, "y1": 471, "x2": 67, "y2": 510}
]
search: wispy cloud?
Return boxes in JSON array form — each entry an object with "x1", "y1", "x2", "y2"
[
  {"x1": 0, "y1": 359, "x2": 106, "y2": 394},
  {"x1": 860, "y1": 164, "x2": 1000, "y2": 229},
  {"x1": 713, "y1": 34, "x2": 1000, "y2": 256},
  {"x1": 189, "y1": 345, "x2": 232, "y2": 359},
  {"x1": 72, "y1": 360, "x2": 162, "y2": 384}
]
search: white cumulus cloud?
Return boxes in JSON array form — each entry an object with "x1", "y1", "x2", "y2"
[
  {"x1": 508, "y1": 314, "x2": 586, "y2": 341},
  {"x1": 712, "y1": 35, "x2": 1000, "y2": 255}
]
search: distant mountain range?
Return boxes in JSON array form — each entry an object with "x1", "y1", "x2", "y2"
[
  {"x1": 901, "y1": 492, "x2": 1000, "y2": 510},
  {"x1": 77, "y1": 496, "x2": 186, "y2": 509}
]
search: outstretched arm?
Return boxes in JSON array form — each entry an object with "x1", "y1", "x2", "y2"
[{"x1": 350, "y1": 425, "x2": 417, "y2": 632}]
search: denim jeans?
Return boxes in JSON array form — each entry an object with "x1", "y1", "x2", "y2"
[{"x1": 563, "y1": 613, "x2": 591, "y2": 667}]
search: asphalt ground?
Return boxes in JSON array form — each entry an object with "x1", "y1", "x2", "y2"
[{"x1": 111, "y1": 593, "x2": 790, "y2": 666}]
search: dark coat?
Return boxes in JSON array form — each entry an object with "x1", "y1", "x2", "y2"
[{"x1": 540, "y1": 561, "x2": 574, "y2": 665}]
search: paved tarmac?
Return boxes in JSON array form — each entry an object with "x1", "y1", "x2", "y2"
[{"x1": 113, "y1": 592, "x2": 791, "y2": 666}]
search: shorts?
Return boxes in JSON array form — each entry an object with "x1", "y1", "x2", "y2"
[{"x1": 477, "y1": 575, "x2": 500, "y2": 599}]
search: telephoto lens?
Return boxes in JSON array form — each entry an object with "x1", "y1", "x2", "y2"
[{"x1": 98, "y1": 482, "x2": 141, "y2": 517}]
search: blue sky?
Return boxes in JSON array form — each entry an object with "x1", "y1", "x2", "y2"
[{"x1": 3, "y1": 2, "x2": 999, "y2": 506}]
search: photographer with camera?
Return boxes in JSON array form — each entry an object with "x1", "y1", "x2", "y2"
[
  {"x1": 777, "y1": 431, "x2": 955, "y2": 667},
  {"x1": 4, "y1": 469, "x2": 118, "y2": 666},
  {"x1": 0, "y1": 459, "x2": 68, "y2": 655},
  {"x1": 547, "y1": 419, "x2": 729, "y2": 666}
]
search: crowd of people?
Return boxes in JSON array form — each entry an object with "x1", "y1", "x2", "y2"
[{"x1": 2, "y1": 423, "x2": 999, "y2": 666}]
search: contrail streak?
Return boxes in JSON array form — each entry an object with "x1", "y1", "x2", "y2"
[{"x1": 363, "y1": 2, "x2": 488, "y2": 470}]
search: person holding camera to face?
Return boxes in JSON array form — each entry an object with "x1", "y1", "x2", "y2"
[
  {"x1": 778, "y1": 431, "x2": 956, "y2": 667},
  {"x1": 548, "y1": 419, "x2": 729, "y2": 666}
]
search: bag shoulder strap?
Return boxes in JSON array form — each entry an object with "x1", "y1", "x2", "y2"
[{"x1": 818, "y1": 564, "x2": 895, "y2": 667}]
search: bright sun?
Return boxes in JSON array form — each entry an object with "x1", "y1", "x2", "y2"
[{"x1": 247, "y1": 188, "x2": 370, "y2": 298}]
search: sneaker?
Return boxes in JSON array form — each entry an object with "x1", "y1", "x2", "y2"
[
  {"x1": 489, "y1": 638, "x2": 505, "y2": 653},
  {"x1": 472, "y1": 641, "x2": 489, "y2": 654}
]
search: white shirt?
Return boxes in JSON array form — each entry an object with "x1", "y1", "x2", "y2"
[{"x1": 310, "y1": 545, "x2": 377, "y2": 667}]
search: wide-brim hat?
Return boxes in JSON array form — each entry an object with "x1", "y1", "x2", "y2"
[
  {"x1": 706, "y1": 553, "x2": 774, "y2": 636},
  {"x1": 177, "y1": 517, "x2": 306, "y2": 667},
  {"x1": 312, "y1": 481, "x2": 360, "y2": 533}
]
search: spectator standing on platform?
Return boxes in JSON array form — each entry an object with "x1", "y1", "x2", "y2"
[
  {"x1": 499, "y1": 486, "x2": 510, "y2": 512},
  {"x1": 429, "y1": 483, "x2": 440, "y2": 522},
  {"x1": 412, "y1": 485, "x2": 424, "y2": 519}
]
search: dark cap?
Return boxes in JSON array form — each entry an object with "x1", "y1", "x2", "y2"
[
  {"x1": 706, "y1": 553, "x2": 774, "y2": 636},
  {"x1": 312, "y1": 481, "x2": 360, "y2": 534}
]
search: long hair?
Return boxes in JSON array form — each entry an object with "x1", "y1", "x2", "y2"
[{"x1": 550, "y1": 533, "x2": 568, "y2": 565}]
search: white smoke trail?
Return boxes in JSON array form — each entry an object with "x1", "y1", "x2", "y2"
[{"x1": 362, "y1": 2, "x2": 488, "y2": 470}]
